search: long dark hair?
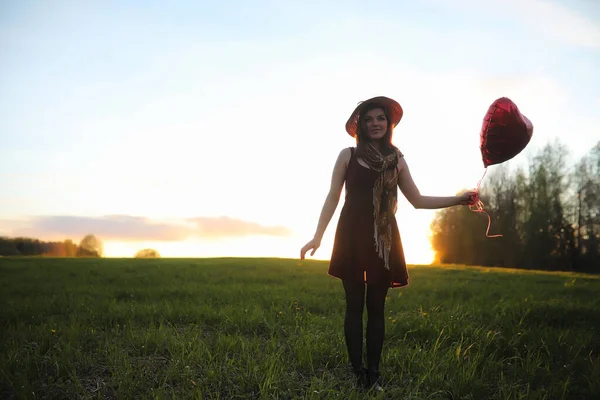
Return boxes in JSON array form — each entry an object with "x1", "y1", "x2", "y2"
[{"x1": 355, "y1": 103, "x2": 397, "y2": 157}]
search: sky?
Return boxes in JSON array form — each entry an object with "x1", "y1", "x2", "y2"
[{"x1": 1, "y1": 0, "x2": 599, "y2": 263}]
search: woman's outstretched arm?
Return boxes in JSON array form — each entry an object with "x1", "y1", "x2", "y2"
[
  {"x1": 397, "y1": 156, "x2": 475, "y2": 209},
  {"x1": 300, "y1": 148, "x2": 351, "y2": 259}
]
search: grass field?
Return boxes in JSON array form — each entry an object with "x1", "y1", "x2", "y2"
[{"x1": 1, "y1": 257, "x2": 599, "y2": 399}]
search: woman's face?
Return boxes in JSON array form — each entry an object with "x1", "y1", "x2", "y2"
[{"x1": 362, "y1": 108, "x2": 388, "y2": 141}]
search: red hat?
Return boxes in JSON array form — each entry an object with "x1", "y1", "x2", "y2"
[{"x1": 345, "y1": 96, "x2": 403, "y2": 138}]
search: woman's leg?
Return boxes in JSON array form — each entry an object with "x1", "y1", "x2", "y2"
[
  {"x1": 366, "y1": 282, "x2": 389, "y2": 386},
  {"x1": 342, "y1": 279, "x2": 366, "y2": 374}
]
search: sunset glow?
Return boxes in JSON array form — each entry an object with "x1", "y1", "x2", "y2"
[{"x1": 1, "y1": 1, "x2": 598, "y2": 264}]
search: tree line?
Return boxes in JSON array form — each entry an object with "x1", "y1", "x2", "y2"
[
  {"x1": 430, "y1": 140, "x2": 600, "y2": 273},
  {"x1": 0, "y1": 234, "x2": 160, "y2": 258},
  {"x1": 0, "y1": 234, "x2": 104, "y2": 257}
]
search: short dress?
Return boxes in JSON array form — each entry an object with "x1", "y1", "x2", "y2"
[{"x1": 328, "y1": 147, "x2": 410, "y2": 288}]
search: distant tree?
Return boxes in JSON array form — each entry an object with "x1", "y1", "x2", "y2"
[
  {"x1": 13, "y1": 237, "x2": 41, "y2": 256},
  {"x1": 42, "y1": 241, "x2": 67, "y2": 257},
  {"x1": 0, "y1": 237, "x2": 20, "y2": 256},
  {"x1": 521, "y1": 141, "x2": 569, "y2": 271},
  {"x1": 64, "y1": 239, "x2": 78, "y2": 257},
  {"x1": 77, "y1": 234, "x2": 104, "y2": 257},
  {"x1": 570, "y1": 141, "x2": 600, "y2": 272},
  {"x1": 134, "y1": 248, "x2": 161, "y2": 258}
]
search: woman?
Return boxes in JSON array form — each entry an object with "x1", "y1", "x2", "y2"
[{"x1": 300, "y1": 96, "x2": 476, "y2": 392}]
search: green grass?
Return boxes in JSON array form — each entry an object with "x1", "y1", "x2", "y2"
[{"x1": 0, "y1": 257, "x2": 599, "y2": 399}]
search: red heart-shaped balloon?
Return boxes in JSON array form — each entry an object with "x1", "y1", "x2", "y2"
[{"x1": 480, "y1": 97, "x2": 533, "y2": 168}]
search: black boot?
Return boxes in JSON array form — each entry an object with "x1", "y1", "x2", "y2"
[
  {"x1": 367, "y1": 367, "x2": 384, "y2": 392},
  {"x1": 353, "y1": 367, "x2": 369, "y2": 389}
]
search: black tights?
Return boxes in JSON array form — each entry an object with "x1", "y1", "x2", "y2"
[{"x1": 342, "y1": 279, "x2": 389, "y2": 374}]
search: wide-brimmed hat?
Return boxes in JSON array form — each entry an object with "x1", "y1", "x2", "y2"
[{"x1": 345, "y1": 96, "x2": 403, "y2": 138}]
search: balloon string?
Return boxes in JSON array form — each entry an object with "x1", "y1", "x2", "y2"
[{"x1": 469, "y1": 167, "x2": 503, "y2": 238}]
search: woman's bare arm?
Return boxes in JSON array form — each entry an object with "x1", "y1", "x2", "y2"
[
  {"x1": 312, "y1": 148, "x2": 351, "y2": 240},
  {"x1": 397, "y1": 157, "x2": 473, "y2": 209},
  {"x1": 300, "y1": 148, "x2": 351, "y2": 259}
]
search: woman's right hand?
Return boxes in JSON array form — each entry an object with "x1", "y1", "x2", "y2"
[{"x1": 300, "y1": 237, "x2": 321, "y2": 260}]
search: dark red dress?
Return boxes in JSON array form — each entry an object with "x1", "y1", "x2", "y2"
[{"x1": 328, "y1": 147, "x2": 410, "y2": 288}]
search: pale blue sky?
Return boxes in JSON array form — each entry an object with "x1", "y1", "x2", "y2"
[{"x1": 1, "y1": 0, "x2": 599, "y2": 261}]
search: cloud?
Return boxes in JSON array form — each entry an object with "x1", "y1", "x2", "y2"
[
  {"x1": 187, "y1": 216, "x2": 293, "y2": 239},
  {"x1": 7, "y1": 215, "x2": 190, "y2": 241},
  {"x1": 1, "y1": 215, "x2": 293, "y2": 242}
]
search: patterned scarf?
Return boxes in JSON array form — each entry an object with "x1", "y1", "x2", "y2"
[{"x1": 360, "y1": 142, "x2": 400, "y2": 270}]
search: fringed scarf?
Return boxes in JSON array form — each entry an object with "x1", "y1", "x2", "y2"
[{"x1": 359, "y1": 142, "x2": 400, "y2": 270}]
